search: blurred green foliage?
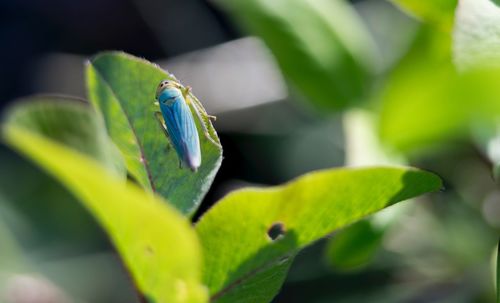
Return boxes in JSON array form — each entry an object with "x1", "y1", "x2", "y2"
[
  {"x1": 389, "y1": 0, "x2": 457, "y2": 30},
  {"x1": 377, "y1": 28, "x2": 500, "y2": 153},
  {"x1": 216, "y1": 0, "x2": 379, "y2": 111}
]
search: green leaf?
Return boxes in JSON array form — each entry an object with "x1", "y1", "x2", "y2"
[
  {"x1": 328, "y1": 111, "x2": 407, "y2": 271},
  {"x1": 2, "y1": 99, "x2": 208, "y2": 303},
  {"x1": 3, "y1": 96, "x2": 124, "y2": 177},
  {"x1": 215, "y1": 0, "x2": 378, "y2": 111},
  {"x1": 0, "y1": 141, "x2": 108, "y2": 251},
  {"x1": 378, "y1": 64, "x2": 500, "y2": 152},
  {"x1": 325, "y1": 220, "x2": 384, "y2": 271},
  {"x1": 453, "y1": 0, "x2": 500, "y2": 71},
  {"x1": 86, "y1": 51, "x2": 222, "y2": 215},
  {"x1": 378, "y1": 62, "x2": 462, "y2": 152},
  {"x1": 388, "y1": 0, "x2": 458, "y2": 30},
  {"x1": 378, "y1": 27, "x2": 500, "y2": 153},
  {"x1": 196, "y1": 167, "x2": 442, "y2": 302}
]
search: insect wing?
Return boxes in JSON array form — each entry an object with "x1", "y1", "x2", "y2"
[{"x1": 159, "y1": 95, "x2": 201, "y2": 170}]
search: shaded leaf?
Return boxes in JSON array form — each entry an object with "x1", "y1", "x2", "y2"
[
  {"x1": 325, "y1": 220, "x2": 384, "y2": 271},
  {"x1": 3, "y1": 96, "x2": 124, "y2": 176},
  {"x1": 0, "y1": 140, "x2": 108, "y2": 252},
  {"x1": 0, "y1": 179, "x2": 136, "y2": 302},
  {"x1": 86, "y1": 52, "x2": 222, "y2": 215},
  {"x1": 2, "y1": 99, "x2": 207, "y2": 303},
  {"x1": 196, "y1": 167, "x2": 442, "y2": 302},
  {"x1": 215, "y1": 0, "x2": 378, "y2": 111}
]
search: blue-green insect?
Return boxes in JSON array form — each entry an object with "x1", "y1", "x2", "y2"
[{"x1": 154, "y1": 79, "x2": 217, "y2": 172}]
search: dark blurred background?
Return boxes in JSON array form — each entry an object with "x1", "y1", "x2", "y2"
[{"x1": 0, "y1": 0, "x2": 233, "y2": 108}]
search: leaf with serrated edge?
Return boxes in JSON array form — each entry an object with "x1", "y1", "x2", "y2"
[
  {"x1": 196, "y1": 167, "x2": 441, "y2": 302},
  {"x1": 86, "y1": 52, "x2": 222, "y2": 215}
]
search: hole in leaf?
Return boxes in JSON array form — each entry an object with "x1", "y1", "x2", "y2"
[
  {"x1": 145, "y1": 245, "x2": 154, "y2": 255},
  {"x1": 267, "y1": 222, "x2": 286, "y2": 241}
]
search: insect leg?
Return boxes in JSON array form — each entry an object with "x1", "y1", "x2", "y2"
[
  {"x1": 182, "y1": 86, "x2": 216, "y2": 121},
  {"x1": 181, "y1": 87, "x2": 221, "y2": 147},
  {"x1": 191, "y1": 100, "x2": 221, "y2": 147},
  {"x1": 154, "y1": 111, "x2": 171, "y2": 150},
  {"x1": 192, "y1": 95, "x2": 217, "y2": 121}
]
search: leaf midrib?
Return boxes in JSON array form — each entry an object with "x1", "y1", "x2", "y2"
[{"x1": 210, "y1": 254, "x2": 293, "y2": 302}]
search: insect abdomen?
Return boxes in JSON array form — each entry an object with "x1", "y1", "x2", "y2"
[{"x1": 160, "y1": 91, "x2": 201, "y2": 171}]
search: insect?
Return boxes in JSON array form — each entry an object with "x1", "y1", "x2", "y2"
[{"x1": 154, "y1": 79, "x2": 218, "y2": 172}]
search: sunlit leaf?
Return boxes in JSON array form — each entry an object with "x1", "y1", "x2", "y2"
[
  {"x1": 378, "y1": 27, "x2": 500, "y2": 153},
  {"x1": 453, "y1": 0, "x2": 500, "y2": 71},
  {"x1": 325, "y1": 110, "x2": 408, "y2": 271},
  {"x1": 87, "y1": 52, "x2": 222, "y2": 215},
  {"x1": 215, "y1": 0, "x2": 379, "y2": 111},
  {"x1": 327, "y1": 112, "x2": 390, "y2": 272},
  {"x1": 388, "y1": 0, "x2": 458, "y2": 30},
  {"x1": 196, "y1": 166, "x2": 442, "y2": 302},
  {"x1": 378, "y1": 64, "x2": 500, "y2": 152},
  {"x1": 453, "y1": 0, "x2": 500, "y2": 178},
  {"x1": 2, "y1": 99, "x2": 208, "y2": 303},
  {"x1": 344, "y1": 110, "x2": 404, "y2": 166}
]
